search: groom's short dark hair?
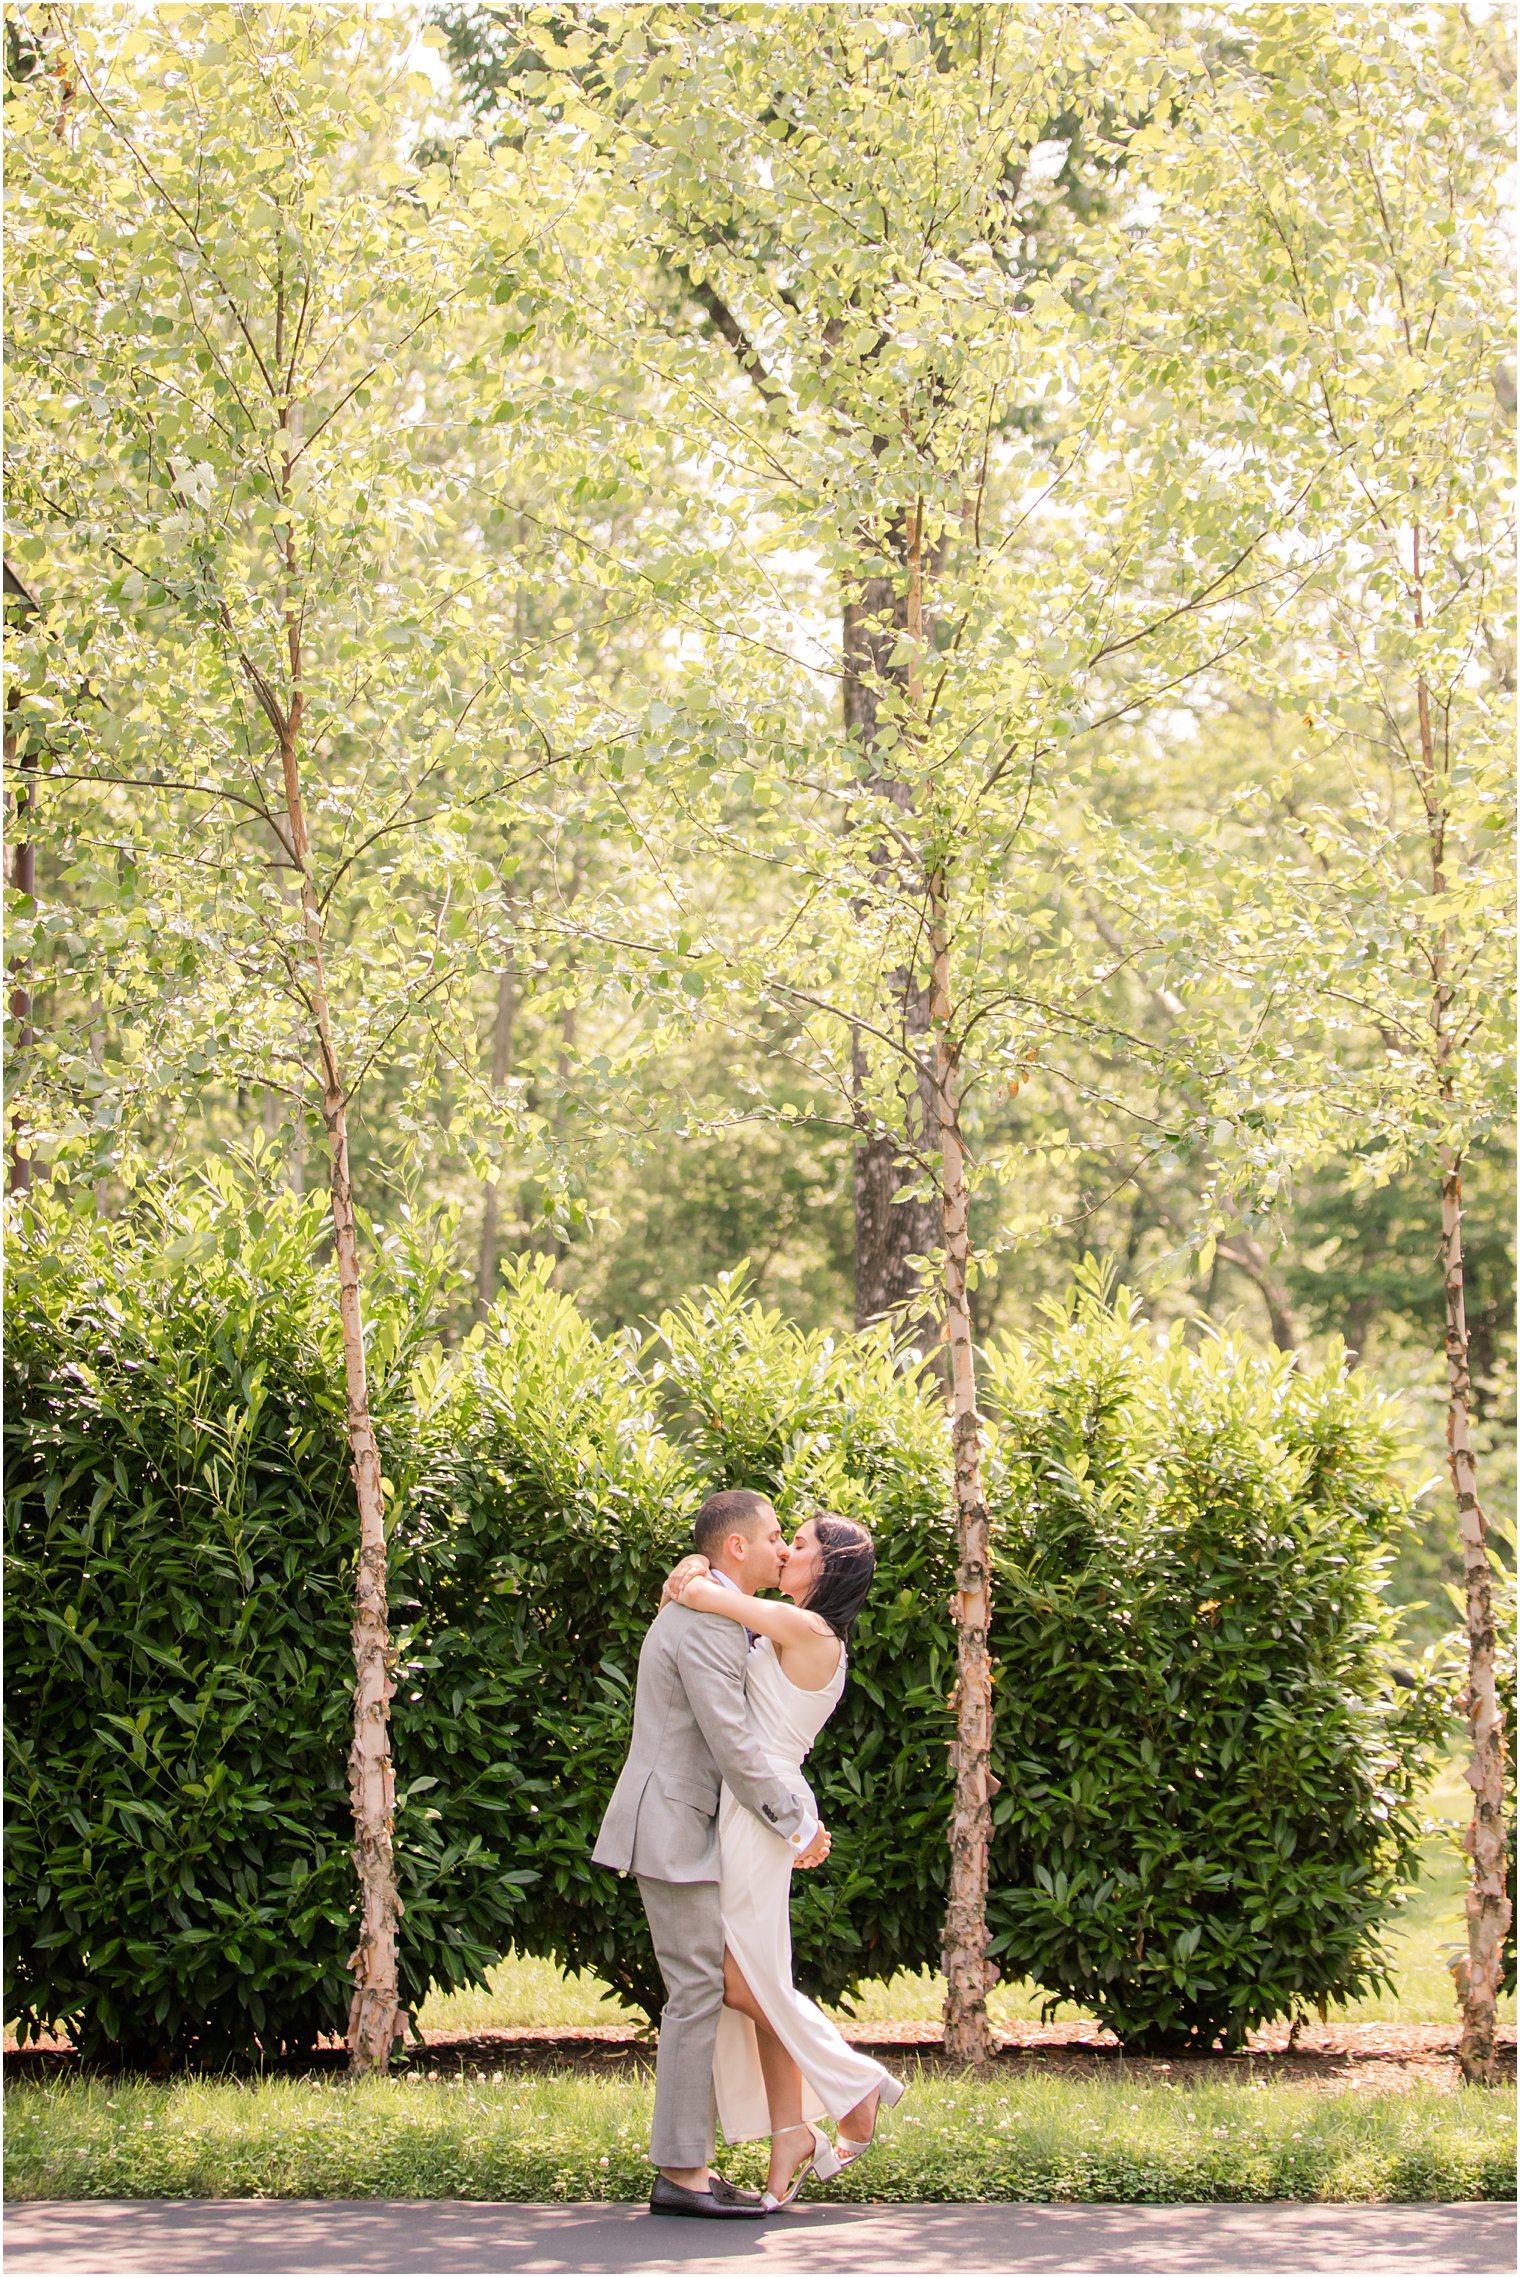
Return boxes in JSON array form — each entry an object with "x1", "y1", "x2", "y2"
[{"x1": 693, "y1": 1489, "x2": 773, "y2": 1557}]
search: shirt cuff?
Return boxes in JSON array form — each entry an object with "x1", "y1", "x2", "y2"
[{"x1": 789, "y1": 1808, "x2": 820, "y2": 1853}]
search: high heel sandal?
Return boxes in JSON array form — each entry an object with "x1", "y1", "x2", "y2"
[
  {"x1": 835, "y1": 2075, "x2": 906, "y2": 2169},
  {"x1": 763, "y1": 2120, "x2": 843, "y2": 2210}
]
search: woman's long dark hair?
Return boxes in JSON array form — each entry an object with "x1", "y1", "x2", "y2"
[{"x1": 800, "y1": 1513, "x2": 876, "y2": 1641}]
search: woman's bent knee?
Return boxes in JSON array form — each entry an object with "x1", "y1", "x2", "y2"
[{"x1": 723, "y1": 1951, "x2": 764, "y2": 2020}]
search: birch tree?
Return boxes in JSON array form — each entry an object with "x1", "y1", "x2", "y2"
[
  {"x1": 520, "y1": 2, "x2": 1349, "y2": 2061},
  {"x1": 1126, "y1": 6, "x2": 1514, "y2": 2082},
  {"x1": 442, "y1": 1, "x2": 1121, "y2": 1337},
  {"x1": 3, "y1": 2, "x2": 597, "y2": 2069}
]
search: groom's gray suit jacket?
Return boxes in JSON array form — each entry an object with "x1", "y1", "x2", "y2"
[{"x1": 592, "y1": 1600, "x2": 809, "y2": 1881}]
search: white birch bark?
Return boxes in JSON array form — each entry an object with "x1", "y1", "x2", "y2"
[
  {"x1": 274, "y1": 709, "x2": 405, "y2": 2076},
  {"x1": 262, "y1": 370, "x2": 403, "y2": 2073},
  {"x1": 929, "y1": 865, "x2": 996, "y2": 2068},
  {"x1": 1441, "y1": 1148, "x2": 1511, "y2": 2083},
  {"x1": 1409, "y1": 573, "x2": 1511, "y2": 2080}
]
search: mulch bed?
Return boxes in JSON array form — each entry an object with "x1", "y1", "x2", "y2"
[{"x1": 6, "y1": 2020, "x2": 1512, "y2": 2094}]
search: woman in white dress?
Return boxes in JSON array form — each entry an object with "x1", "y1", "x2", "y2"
[{"x1": 661, "y1": 1514, "x2": 905, "y2": 2207}]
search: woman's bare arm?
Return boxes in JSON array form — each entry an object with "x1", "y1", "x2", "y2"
[{"x1": 672, "y1": 1571, "x2": 832, "y2": 1653}]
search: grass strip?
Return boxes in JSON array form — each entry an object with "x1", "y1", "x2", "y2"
[{"x1": 5, "y1": 2068, "x2": 1513, "y2": 2205}]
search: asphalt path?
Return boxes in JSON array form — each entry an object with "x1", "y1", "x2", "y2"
[{"x1": 3, "y1": 2201, "x2": 1514, "y2": 2276}]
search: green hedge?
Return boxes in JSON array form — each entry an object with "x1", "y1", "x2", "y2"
[
  {"x1": 2, "y1": 1175, "x2": 533, "y2": 2062},
  {"x1": 984, "y1": 1285, "x2": 1449, "y2": 2048},
  {"x1": 4, "y1": 1174, "x2": 1455, "y2": 2060},
  {"x1": 431, "y1": 1267, "x2": 957, "y2": 2018}
]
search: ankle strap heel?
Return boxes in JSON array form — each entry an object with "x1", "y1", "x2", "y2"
[{"x1": 762, "y1": 2121, "x2": 841, "y2": 2209}]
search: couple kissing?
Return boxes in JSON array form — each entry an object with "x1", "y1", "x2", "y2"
[{"x1": 592, "y1": 1488, "x2": 905, "y2": 2219}]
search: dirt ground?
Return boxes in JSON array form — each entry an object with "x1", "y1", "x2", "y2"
[{"x1": 6, "y1": 2019, "x2": 1513, "y2": 2094}]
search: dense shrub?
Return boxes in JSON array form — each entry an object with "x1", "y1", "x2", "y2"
[
  {"x1": 3, "y1": 1172, "x2": 532, "y2": 2061},
  {"x1": 657, "y1": 1280, "x2": 959, "y2": 2005},
  {"x1": 5, "y1": 1177, "x2": 1449, "y2": 2059},
  {"x1": 983, "y1": 1279, "x2": 1449, "y2": 2050},
  {"x1": 392, "y1": 1259, "x2": 698, "y2": 2022},
  {"x1": 390, "y1": 1265, "x2": 955, "y2": 2018}
]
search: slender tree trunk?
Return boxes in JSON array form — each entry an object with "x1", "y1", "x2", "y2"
[
  {"x1": 1215, "y1": 1234, "x2": 1301, "y2": 1353},
  {"x1": 681, "y1": 284, "x2": 937, "y2": 1332},
  {"x1": 851, "y1": 1025, "x2": 937, "y2": 1327},
  {"x1": 844, "y1": 545, "x2": 938, "y2": 1336},
  {"x1": 928, "y1": 865, "x2": 995, "y2": 2067},
  {"x1": 266, "y1": 364, "x2": 401, "y2": 2071},
  {"x1": 6, "y1": 737, "x2": 35, "y2": 1197},
  {"x1": 910, "y1": 510, "x2": 995, "y2": 2064},
  {"x1": 1442, "y1": 1146, "x2": 1510, "y2": 2083},
  {"x1": 262, "y1": 818, "x2": 309, "y2": 1195},
  {"x1": 475, "y1": 959, "x2": 517, "y2": 1322},
  {"x1": 5, "y1": 565, "x2": 40, "y2": 1196},
  {"x1": 275, "y1": 711, "x2": 403, "y2": 2074},
  {"x1": 1408, "y1": 541, "x2": 1510, "y2": 2078}
]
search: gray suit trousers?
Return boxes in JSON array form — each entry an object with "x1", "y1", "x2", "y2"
[{"x1": 638, "y1": 1874, "x2": 725, "y2": 2169}]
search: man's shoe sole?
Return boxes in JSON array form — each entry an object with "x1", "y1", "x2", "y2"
[{"x1": 649, "y1": 2197, "x2": 767, "y2": 2219}]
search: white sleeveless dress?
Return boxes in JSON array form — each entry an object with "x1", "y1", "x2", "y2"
[{"x1": 711, "y1": 1634, "x2": 902, "y2": 2142}]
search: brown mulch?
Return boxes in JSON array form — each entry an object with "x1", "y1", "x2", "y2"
[{"x1": 5, "y1": 2019, "x2": 1512, "y2": 2095}]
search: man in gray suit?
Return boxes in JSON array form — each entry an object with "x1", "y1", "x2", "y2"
[{"x1": 592, "y1": 1488, "x2": 830, "y2": 2219}]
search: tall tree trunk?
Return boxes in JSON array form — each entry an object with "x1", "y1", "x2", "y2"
[
  {"x1": 1409, "y1": 543, "x2": 1510, "y2": 2079},
  {"x1": 1215, "y1": 1234, "x2": 1301, "y2": 1354},
  {"x1": 910, "y1": 510, "x2": 995, "y2": 2065},
  {"x1": 5, "y1": 562, "x2": 39, "y2": 1196},
  {"x1": 671, "y1": 277, "x2": 935, "y2": 1331},
  {"x1": 928, "y1": 862, "x2": 995, "y2": 2067},
  {"x1": 678, "y1": 281, "x2": 937, "y2": 1332},
  {"x1": 844, "y1": 547, "x2": 939, "y2": 1336},
  {"x1": 1442, "y1": 1148, "x2": 1510, "y2": 2083},
  {"x1": 275, "y1": 709, "x2": 403, "y2": 2075},
  {"x1": 263, "y1": 821, "x2": 309, "y2": 1196},
  {"x1": 264, "y1": 371, "x2": 401, "y2": 2070},
  {"x1": 6, "y1": 730, "x2": 35, "y2": 1197},
  {"x1": 475, "y1": 959, "x2": 517, "y2": 1322}
]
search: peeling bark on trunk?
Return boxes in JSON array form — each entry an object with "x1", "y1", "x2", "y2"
[
  {"x1": 328, "y1": 1094, "x2": 402, "y2": 2076},
  {"x1": 928, "y1": 865, "x2": 995, "y2": 2067},
  {"x1": 275, "y1": 714, "x2": 403, "y2": 2075},
  {"x1": 1443, "y1": 1149, "x2": 1511, "y2": 2083},
  {"x1": 259, "y1": 374, "x2": 402, "y2": 2072},
  {"x1": 1408, "y1": 604, "x2": 1511, "y2": 2082}
]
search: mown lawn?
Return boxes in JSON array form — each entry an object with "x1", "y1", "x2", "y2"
[
  {"x1": 416, "y1": 1762, "x2": 1512, "y2": 2037},
  {"x1": 6, "y1": 2069, "x2": 1513, "y2": 2205},
  {"x1": 8, "y1": 1760, "x2": 1512, "y2": 2205}
]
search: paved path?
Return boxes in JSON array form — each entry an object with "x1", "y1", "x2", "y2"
[{"x1": 3, "y1": 2201, "x2": 1513, "y2": 2276}]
